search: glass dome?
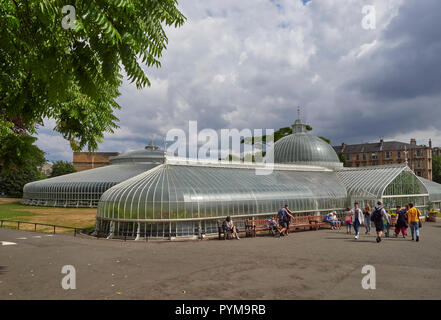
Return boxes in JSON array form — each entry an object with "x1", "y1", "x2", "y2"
[{"x1": 271, "y1": 118, "x2": 342, "y2": 168}]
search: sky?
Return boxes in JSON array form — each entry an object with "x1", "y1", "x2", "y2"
[{"x1": 36, "y1": 0, "x2": 441, "y2": 161}]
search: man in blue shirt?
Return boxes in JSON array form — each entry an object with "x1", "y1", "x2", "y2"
[{"x1": 278, "y1": 205, "x2": 295, "y2": 236}]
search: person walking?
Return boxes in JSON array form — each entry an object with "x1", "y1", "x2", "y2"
[
  {"x1": 278, "y1": 205, "x2": 295, "y2": 236},
  {"x1": 371, "y1": 201, "x2": 390, "y2": 243},
  {"x1": 407, "y1": 203, "x2": 422, "y2": 242},
  {"x1": 363, "y1": 205, "x2": 372, "y2": 234},
  {"x1": 352, "y1": 203, "x2": 364, "y2": 239},
  {"x1": 344, "y1": 208, "x2": 352, "y2": 234},
  {"x1": 394, "y1": 205, "x2": 408, "y2": 238}
]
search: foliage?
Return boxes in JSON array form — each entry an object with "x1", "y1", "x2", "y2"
[
  {"x1": 0, "y1": 168, "x2": 45, "y2": 197},
  {"x1": 0, "y1": 0, "x2": 185, "y2": 151},
  {"x1": 338, "y1": 152, "x2": 348, "y2": 167},
  {"x1": 51, "y1": 160, "x2": 76, "y2": 177},
  {"x1": 0, "y1": 133, "x2": 46, "y2": 172},
  {"x1": 241, "y1": 123, "x2": 331, "y2": 148},
  {"x1": 433, "y1": 155, "x2": 441, "y2": 184}
]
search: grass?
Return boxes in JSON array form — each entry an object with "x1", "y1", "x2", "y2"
[{"x1": 0, "y1": 198, "x2": 97, "y2": 233}]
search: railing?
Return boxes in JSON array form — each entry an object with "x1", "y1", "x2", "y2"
[{"x1": 0, "y1": 219, "x2": 85, "y2": 236}]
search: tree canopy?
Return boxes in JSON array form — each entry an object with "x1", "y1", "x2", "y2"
[
  {"x1": 433, "y1": 155, "x2": 441, "y2": 184},
  {"x1": 51, "y1": 160, "x2": 76, "y2": 177},
  {"x1": 0, "y1": 0, "x2": 185, "y2": 151}
]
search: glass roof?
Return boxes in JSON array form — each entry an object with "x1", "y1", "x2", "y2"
[
  {"x1": 109, "y1": 141, "x2": 165, "y2": 164},
  {"x1": 98, "y1": 162, "x2": 348, "y2": 221},
  {"x1": 418, "y1": 177, "x2": 441, "y2": 202},
  {"x1": 22, "y1": 163, "x2": 160, "y2": 207},
  {"x1": 270, "y1": 118, "x2": 342, "y2": 168},
  {"x1": 336, "y1": 164, "x2": 427, "y2": 200}
]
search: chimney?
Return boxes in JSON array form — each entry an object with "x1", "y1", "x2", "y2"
[
  {"x1": 429, "y1": 139, "x2": 432, "y2": 149},
  {"x1": 341, "y1": 142, "x2": 347, "y2": 152},
  {"x1": 410, "y1": 138, "x2": 416, "y2": 146}
]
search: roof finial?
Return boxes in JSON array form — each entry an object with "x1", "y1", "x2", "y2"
[{"x1": 297, "y1": 106, "x2": 301, "y2": 120}]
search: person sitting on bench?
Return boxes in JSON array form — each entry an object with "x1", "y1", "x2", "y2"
[
  {"x1": 268, "y1": 217, "x2": 280, "y2": 236},
  {"x1": 224, "y1": 216, "x2": 240, "y2": 240}
]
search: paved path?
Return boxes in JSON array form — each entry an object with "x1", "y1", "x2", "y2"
[{"x1": 1, "y1": 222, "x2": 441, "y2": 299}]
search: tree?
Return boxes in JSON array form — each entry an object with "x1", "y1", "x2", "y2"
[
  {"x1": 0, "y1": 133, "x2": 45, "y2": 172},
  {"x1": 338, "y1": 152, "x2": 348, "y2": 167},
  {"x1": 433, "y1": 155, "x2": 441, "y2": 184},
  {"x1": 1, "y1": 0, "x2": 185, "y2": 151},
  {"x1": 241, "y1": 123, "x2": 331, "y2": 146},
  {"x1": 51, "y1": 160, "x2": 76, "y2": 177},
  {"x1": 0, "y1": 168, "x2": 45, "y2": 197},
  {"x1": 0, "y1": 133, "x2": 46, "y2": 197}
]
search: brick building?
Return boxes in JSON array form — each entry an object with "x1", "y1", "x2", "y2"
[
  {"x1": 73, "y1": 152, "x2": 120, "y2": 171},
  {"x1": 333, "y1": 138, "x2": 433, "y2": 180},
  {"x1": 433, "y1": 147, "x2": 441, "y2": 157}
]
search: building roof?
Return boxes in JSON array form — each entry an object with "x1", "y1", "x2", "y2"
[
  {"x1": 333, "y1": 141, "x2": 428, "y2": 154},
  {"x1": 418, "y1": 177, "x2": 441, "y2": 202},
  {"x1": 336, "y1": 164, "x2": 425, "y2": 200},
  {"x1": 98, "y1": 161, "x2": 348, "y2": 222},
  {"x1": 270, "y1": 117, "x2": 342, "y2": 168}
]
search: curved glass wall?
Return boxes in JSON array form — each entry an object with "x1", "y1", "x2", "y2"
[
  {"x1": 337, "y1": 164, "x2": 429, "y2": 211},
  {"x1": 22, "y1": 163, "x2": 160, "y2": 207},
  {"x1": 418, "y1": 177, "x2": 441, "y2": 211},
  {"x1": 96, "y1": 162, "x2": 347, "y2": 238},
  {"x1": 22, "y1": 143, "x2": 164, "y2": 207}
]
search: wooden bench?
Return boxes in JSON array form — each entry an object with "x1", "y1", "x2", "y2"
[
  {"x1": 246, "y1": 218, "x2": 275, "y2": 237},
  {"x1": 309, "y1": 215, "x2": 335, "y2": 230},
  {"x1": 289, "y1": 216, "x2": 315, "y2": 231},
  {"x1": 217, "y1": 219, "x2": 247, "y2": 240}
]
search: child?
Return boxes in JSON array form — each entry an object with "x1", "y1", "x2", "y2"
[
  {"x1": 268, "y1": 217, "x2": 280, "y2": 236},
  {"x1": 344, "y1": 208, "x2": 353, "y2": 234}
]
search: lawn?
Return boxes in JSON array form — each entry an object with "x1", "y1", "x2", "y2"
[{"x1": 0, "y1": 198, "x2": 97, "y2": 233}]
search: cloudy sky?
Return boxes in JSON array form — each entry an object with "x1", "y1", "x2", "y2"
[{"x1": 36, "y1": 0, "x2": 441, "y2": 161}]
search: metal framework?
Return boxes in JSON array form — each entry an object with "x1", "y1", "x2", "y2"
[
  {"x1": 337, "y1": 164, "x2": 429, "y2": 210},
  {"x1": 21, "y1": 144, "x2": 164, "y2": 207},
  {"x1": 96, "y1": 161, "x2": 348, "y2": 238}
]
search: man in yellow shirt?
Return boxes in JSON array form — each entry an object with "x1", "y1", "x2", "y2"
[{"x1": 407, "y1": 203, "x2": 421, "y2": 242}]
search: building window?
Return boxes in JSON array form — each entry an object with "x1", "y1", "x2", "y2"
[
  {"x1": 346, "y1": 154, "x2": 351, "y2": 161},
  {"x1": 362, "y1": 154, "x2": 367, "y2": 161},
  {"x1": 417, "y1": 160, "x2": 421, "y2": 168},
  {"x1": 397, "y1": 151, "x2": 401, "y2": 159},
  {"x1": 371, "y1": 153, "x2": 378, "y2": 160},
  {"x1": 356, "y1": 154, "x2": 360, "y2": 161},
  {"x1": 384, "y1": 151, "x2": 392, "y2": 159}
]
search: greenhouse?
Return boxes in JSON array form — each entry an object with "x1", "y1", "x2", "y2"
[
  {"x1": 336, "y1": 164, "x2": 431, "y2": 211},
  {"x1": 21, "y1": 143, "x2": 165, "y2": 207},
  {"x1": 96, "y1": 159, "x2": 348, "y2": 238},
  {"x1": 94, "y1": 115, "x2": 441, "y2": 239},
  {"x1": 418, "y1": 176, "x2": 441, "y2": 211}
]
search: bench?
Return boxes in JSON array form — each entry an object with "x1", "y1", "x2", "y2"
[
  {"x1": 309, "y1": 215, "x2": 335, "y2": 230},
  {"x1": 246, "y1": 218, "x2": 274, "y2": 237},
  {"x1": 289, "y1": 216, "x2": 315, "y2": 231},
  {"x1": 217, "y1": 219, "x2": 248, "y2": 240},
  {"x1": 247, "y1": 216, "x2": 317, "y2": 237}
]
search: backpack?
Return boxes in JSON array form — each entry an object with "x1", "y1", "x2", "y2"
[{"x1": 371, "y1": 207, "x2": 382, "y2": 222}]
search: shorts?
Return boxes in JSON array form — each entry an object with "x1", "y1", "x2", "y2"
[
  {"x1": 374, "y1": 223, "x2": 384, "y2": 232},
  {"x1": 279, "y1": 221, "x2": 288, "y2": 229}
]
